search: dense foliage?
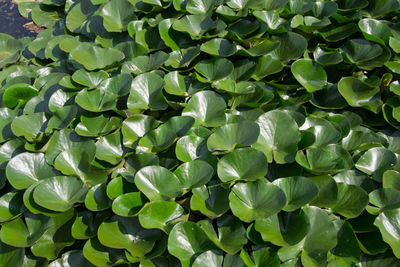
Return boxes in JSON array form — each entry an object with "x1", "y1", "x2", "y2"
[{"x1": 1, "y1": 0, "x2": 400, "y2": 266}]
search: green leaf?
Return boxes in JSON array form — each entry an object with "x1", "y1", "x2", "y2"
[
  {"x1": 182, "y1": 91, "x2": 226, "y2": 127},
  {"x1": 251, "y1": 55, "x2": 284, "y2": 81},
  {"x1": 291, "y1": 59, "x2": 327, "y2": 92},
  {"x1": 112, "y1": 192, "x2": 146, "y2": 217},
  {"x1": 0, "y1": 212, "x2": 51, "y2": 247},
  {"x1": 2, "y1": 83, "x2": 38, "y2": 109},
  {"x1": 95, "y1": 132, "x2": 123, "y2": 165},
  {"x1": 252, "y1": 110, "x2": 301, "y2": 164},
  {"x1": 358, "y1": 19, "x2": 392, "y2": 45},
  {"x1": 139, "y1": 201, "x2": 186, "y2": 233},
  {"x1": 31, "y1": 209, "x2": 76, "y2": 260},
  {"x1": 122, "y1": 51, "x2": 169, "y2": 75},
  {"x1": 374, "y1": 208, "x2": 400, "y2": 258},
  {"x1": 54, "y1": 148, "x2": 108, "y2": 185},
  {"x1": 192, "y1": 251, "x2": 223, "y2": 267},
  {"x1": 273, "y1": 176, "x2": 318, "y2": 211},
  {"x1": 190, "y1": 181, "x2": 230, "y2": 218},
  {"x1": 6, "y1": 152, "x2": 55, "y2": 190},
  {"x1": 186, "y1": 0, "x2": 214, "y2": 14},
  {"x1": 331, "y1": 183, "x2": 369, "y2": 218},
  {"x1": 194, "y1": 58, "x2": 234, "y2": 82},
  {"x1": 198, "y1": 215, "x2": 247, "y2": 254},
  {"x1": 45, "y1": 129, "x2": 96, "y2": 165},
  {"x1": 33, "y1": 176, "x2": 87, "y2": 212},
  {"x1": 356, "y1": 147, "x2": 397, "y2": 182},
  {"x1": 106, "y1": 176, "x2": 137, "y2": 200},
  {"x1": 75, "y1": 73, "x2": 133, "y2": 112},
  {"x1": 98, "y1": 215, "x2": 160, "y2": 258},
  {"x1": 301, "y1": 206, "x2": 338, "y2": 265},
  {"x1": 69, "y1": 43, "x2": 125, "y2": 71},
  {"x1": 83, "y1": 237, "x2": 127, "y2": 267},
  {"x1": 383, "y1": 170, "x2": 400, "y2": 190},
  {"x1": 84, "y1": 183, "x2": 112, "y2": 212},
  {"x1": 71, "y1": 211, "x2": 96, "y2": 240},
  {"x1": 0, "y1": 241, "x2": 24, "y2": 266},
  {"x1": 127, "y1": 72, "x2": 167, "y2": 111},
  {"x1": 369, "y1": 188, "x2": 400, "y2": 211},
  {"x1": 229, "y1": 179, "x2": 286, "y2": 223},
  {"x1": 200, "y1": 39, "x2": 237, "y2": 57},
  {"x1": 207, "y1": 120, "x2": 260, "y2": 153},
  {"x1": 71, "y1": 69, "x2": 108, "y2": 88},
  {"x1": 255, "y1": 209, "x2": 309, "y2": 246},
  {"x1": 100, "y1": 0, "x2": 135, "y2": 32},
  {"x1": 0, "y1": 192, "x2": 25, "y2": 222},
  {"x1": 217, "y1": 148, "x2": 268, "y2": 182},
  {"x1": 173, "y1": 14, "x2": 216, "y2": 39},
  {"x1": 11, "y1": 112, "x2": 47, "y2": 143},
  {"x1": 269, "y1": 32, "x2": 307, "y2": 62},
  {"x1": 0, "y1": 34, "x2": 23, "y2": 69},
  {"x1": 135, "y1": 166, "x2": 183, "y2": 201},
  {"x1": 46, "y1": 105, "x2": 78, "y2": 132},
  {"x1": 338, "y1": 77, "x2": 381, "y2": 113},
  {"x1": 121, "y1": 114, "x2": 158, "y2": 147},
  {"x1": 174, "y1": 160, "x2": 214, "y2": 190},
  {"x1": 168, "y1": 221, "x2": 216, "y2": 267}
]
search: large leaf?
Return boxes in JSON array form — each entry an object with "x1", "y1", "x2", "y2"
[
  {"x1": 6, "y1": 152, "x2": 55, "y2": 189},
  {"x1": 217, "y1": 148, "x2": 268, "y2": 182},
  {"x1": 33, "y1": 176, "x2": 87, "y2": 212},
  {"x1": 0, "y1": 241, "x2": 24, "y2": 266},
  {"x1": 135, "y1": 166, "x2": 183, "y2": 201},
  {"x1": 173, "y1": 160, "x2": 214, "y2": 190},
  {"x1": 291, "y1": 59, "x2": 327, "y2": 92},
  {"x1": 97, "y1": 215, "x2": 160, "y2": 258},
  {"x1": 100, "y1": 0, "x2": 135, "y2": 32},
  {"x1": 374, "y1": 208, "x2": 400, "y2": 258},
  {"x1": 229, "y1": 179, "x2": 286, "y2": 223},
  {"x1": 194, "y1": 58, "x2": 234, "y2": 82},
  {"x1": 168, "y1": 221, "x2": 216, "y2": 267},
  {"x1": 69, "y1": 43, "x2": 125, "y2": 71},
  {"x1": 207, "y1": 120, "x2": 260, "y2": 153},
  {"x1": 127, "y1": 72, "x2": 167, "y2": 111},
  {"x1": 0, "y1": 34, "x2": 23, "y2": 69},
  {"x1": 139, "y1": 201, "x2": 186, "y2": 233},
  {"x1": 2, "y1": 83, "x2": 38, "y2": 109},
  {"x1": 0, "y1": 212, "x2": 51, "y2": 247},
  {"x1": 182, "y1": 91, "x2": 227, "y2": 127},
  {"x1": 273, "y1": 176, "x2": 318, "y2": 211},
  {"x1": 252, "y1": 110, "x2": 301, "y2": 164},
  {"x1": 356, "y1": 147, "x2": 397, "y2": 182},
  {"x1": 54, "y1": 148, "x2": 108, "y2": 185}
]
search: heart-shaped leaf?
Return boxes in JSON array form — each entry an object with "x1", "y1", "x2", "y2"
[
  {"x1": 33, "y1": 176, "x2": 87, "y2": 212},
  {"x1": 217, "y1": 148, "x2": 268, "y2": 182},
  {"x1": 273, "y1": 176, "x2": 319, "y2": 211},
  {"x1": 112, "y1": 192, "x2": 146, "y2": 217},
  {"x1": 127, "y1": 72, "x2": 167, "y2": 111},
  {"x1": 291, "y1": 59, "x2": 327, "y2": 92},
  {"x1": 135, "y1": 166, "x2": 183, "y2": 201},
  {"x1": 207, "y1": 120, "x2": 260, "y2": 153},
  {"x1": 3, "y1": 83, "x2": 38, "y2": 109},
  {"x1": 174, "y1": 160, "x2": 214, "y2": 190},
  {"x1": 182, "y1": 91, "x2": 227, "y2": 127},
  {"x1": 168, "y1": 221, "x2": 216, "y2": 267},
  {"x1": 6, "y1": 152, "x2": 55, "y2": 190},
  {"x1": 139, "y1": 201, "x2": 186, "y2": 233},
  {"x1": 252, "y1": 110, "x2": 301, "y2": 164},
  {"x1": 229, "y1": 180, "x2": 286, "y2": 223}
]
